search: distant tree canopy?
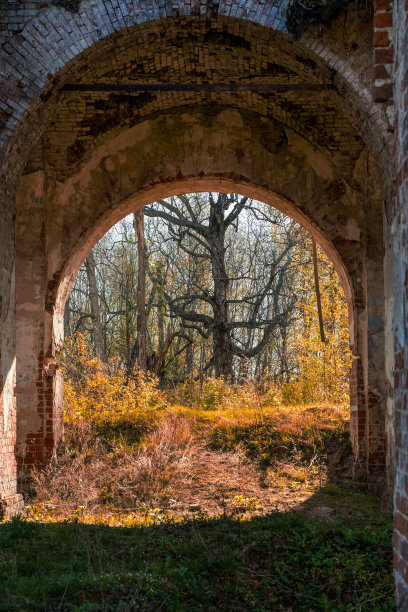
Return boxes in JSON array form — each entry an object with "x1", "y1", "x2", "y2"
[{"x1": 64, "y1": 192, "x2": 351, "y2": 397}]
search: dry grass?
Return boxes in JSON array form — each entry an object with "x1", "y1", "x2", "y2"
[
  {"x1": 28, "y1": 403, "x2": 351, "y2": 525},
  {"x1": 27, "y1": 358, "x2": 351, "y2": 522},
  {"x1": 31, "y1": 412, "x2": 198, "y2": 515}
]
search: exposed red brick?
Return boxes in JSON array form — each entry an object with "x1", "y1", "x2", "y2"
[
  {"x1": 374, "y1": 0, "x2": 392, "y2": 9},
  {"x1": 374, "y1": 30, "x2": 390, "y2": 47},
  {"x1": 374, "y1": 64, "x2": 391, "y2": 80},
  {"x1": 374, "y1": 83, "x2": 394, "y2": 102},
  {"x1": 374, "y1": 11, "x2": 393, "y2": 27},
  {"x1": 374, "y1": 48, "x2": 394, "y2": 64}
]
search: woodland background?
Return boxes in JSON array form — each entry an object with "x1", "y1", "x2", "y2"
[{"x1": 64, "y1": 192, "x2": 351, "y2": 404}]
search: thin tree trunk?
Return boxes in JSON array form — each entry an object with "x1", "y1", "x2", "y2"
[
  {"x1": 134, "y1": 209, "x2": 147, "y2": 371},
  {"x1": 64, "y1": 294, "x2": 71, "y2": 340},
  {"x1": 156, "y1": 266, "x2": 165, "y2": 354},
  {"x1": 85, "y1": 251, "x2": 106, "y2": 362},
  {"x1": 312, "y1": 238, "x2": 326, "y2": 344},
  {"x1": 183, "y1": 324, "x2": 193, "y2": 378}
]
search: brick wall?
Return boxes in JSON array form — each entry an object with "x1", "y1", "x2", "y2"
[
  {"x1": 373, "y1": 0, "x2": 394, "y2": 118},
  {"x1": 0, "y1": 0, "x2": 396, "y2": 532},
  {"x1": 393, "y1": 0, "x2": 408, "y2": 606}
]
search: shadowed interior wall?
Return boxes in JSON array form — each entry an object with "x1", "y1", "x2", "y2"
[{"x1": 392, "y1": 0, "x2": 408, "y2": 606}]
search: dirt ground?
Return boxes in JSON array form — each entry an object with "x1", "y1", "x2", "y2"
[{"x1": 158, "y1": 446, "x2": 354, "y2": 516}]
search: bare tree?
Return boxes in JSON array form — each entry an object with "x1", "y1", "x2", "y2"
[
  {"x1": 312, "y1": 237, "x2": 326, "y2": 344},
  {"x1": 144, "y1": 193, "x2": 299, "y2": 380},
  {"x1": 134, "y1": 209, "x2": 147, "y2": 371},
  {"x1": 65, "y1": 193, "x2": 317, "y2": 384}
]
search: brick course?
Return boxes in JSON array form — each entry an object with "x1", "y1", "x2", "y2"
[
  {"x1": 393, "y1": 0, "x2": 408, "y2": 604},
  {"x1": 373, "y1": 0, "x2": 394, "y2": 115}
]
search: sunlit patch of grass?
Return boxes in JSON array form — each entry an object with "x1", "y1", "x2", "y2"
[
  {"x1": 276, "y1": 465, "x2": 309, "y2": 482},
  {"x1": 201, "y1": 402, "x2": 349, "y2": 467}
]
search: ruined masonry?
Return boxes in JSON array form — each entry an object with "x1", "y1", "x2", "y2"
[{"x1": 0, "y1": 0, "x2": 407, "y2": 606}]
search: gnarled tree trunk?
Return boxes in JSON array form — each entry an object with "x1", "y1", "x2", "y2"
[{"x1": 209, "y1": 193, "x2": 233, "y2": 379}]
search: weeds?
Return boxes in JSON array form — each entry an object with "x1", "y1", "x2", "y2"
[
  {"x1": 32, "y1": 412, "x2": 197, "y2": 513},
  {"x1": 0, "y1": 511, "x2": 394, "y2": 611},
  {"x1": 31, "y1": 368, "x2": 350, "y2": 514}
]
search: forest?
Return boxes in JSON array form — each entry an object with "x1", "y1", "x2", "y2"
[{"x1": 65, "y1": 192, "x2": 351, "y2": 403}]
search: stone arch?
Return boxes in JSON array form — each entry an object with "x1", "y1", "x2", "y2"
[
  {"x1": 0, "y1": 4, "x2": 392, "y2": 194},
  {"x1": 55, "y1": 177, "x2": 355, "y2": 331},
  {"x1": 14, "y1": 105, "x2": 384, "y2": 490}
]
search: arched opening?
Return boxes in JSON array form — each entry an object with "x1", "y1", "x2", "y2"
[
  {"x1": 41, "y1": 189, "x2": 355, "y2": 517},
  {"x1": 0, "y1": 0, "x2": 388, "y2": 518},
  {"x1": 15, "y1": 162, "x2": 372, "y2": 479},
  {"x1": 59, "y1": 187, "x2": 354, "y2": 380},
  {"x1": 13, "y1": 84, "x2": 387, "y2": 493}
]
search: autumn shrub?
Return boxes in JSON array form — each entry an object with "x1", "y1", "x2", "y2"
[
  {"x1": 172, "y1": 376, "x2": 235, "y2": 410},
  {"x1": 61, "y1": 333, "x2": 166, "y2": 437},
  {"x1": 59, "y1": 335, "x2": 350, "y2": 466},
  {"x1": 173, "y1": 376, "x2": 271, "y2": 414}
]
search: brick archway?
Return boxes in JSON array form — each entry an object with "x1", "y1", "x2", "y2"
[{"x1": 14, "y1": 103, "x2": 386, "y2": 492}]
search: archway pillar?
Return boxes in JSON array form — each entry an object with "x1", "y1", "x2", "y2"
[
  {"x1": 15, "y1": 170, "x2": 64, "y2": 486},
  {"x1": 347, "y1": 243, "x2": 387, "y2": 486},
  {"x1": 0, "y1": 183, "x2": 23, "y2": 516},
  {"x1": 364, "y1": 253, "x2": 387, "y2": 482}
]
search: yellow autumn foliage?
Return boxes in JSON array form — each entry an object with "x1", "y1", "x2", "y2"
[
  {"x1": 282, "y1": 240, "x2": 353, "y2": 405},
  {"x1": 61, "y1": 333, "x2": 166, "y2": 428}
]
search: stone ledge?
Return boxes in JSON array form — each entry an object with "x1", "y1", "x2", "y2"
[{"x1": 0, "y1": 493, "x2": 24, "y2": 518}]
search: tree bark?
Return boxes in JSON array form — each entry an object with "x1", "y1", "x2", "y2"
[
  {"x1": 312, "y1": 238, "x2": 326, "y2": 343},
  {"x1": 134, "y1": 209, "x2": 147, "y2": 371},
  {"x1": 64, "y1": 295, "x2": 71, "y2": 340},
  {"x1": 85, "y1": 251, "x2": 106, "y2": 362}
]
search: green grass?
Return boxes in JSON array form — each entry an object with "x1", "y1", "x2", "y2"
[
  {"x1": 0, "y1": 499, "x2": 394, "y2": 611},
  {"x1": 302, "y1": 481, "x2": 383, "y2": 516}
]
